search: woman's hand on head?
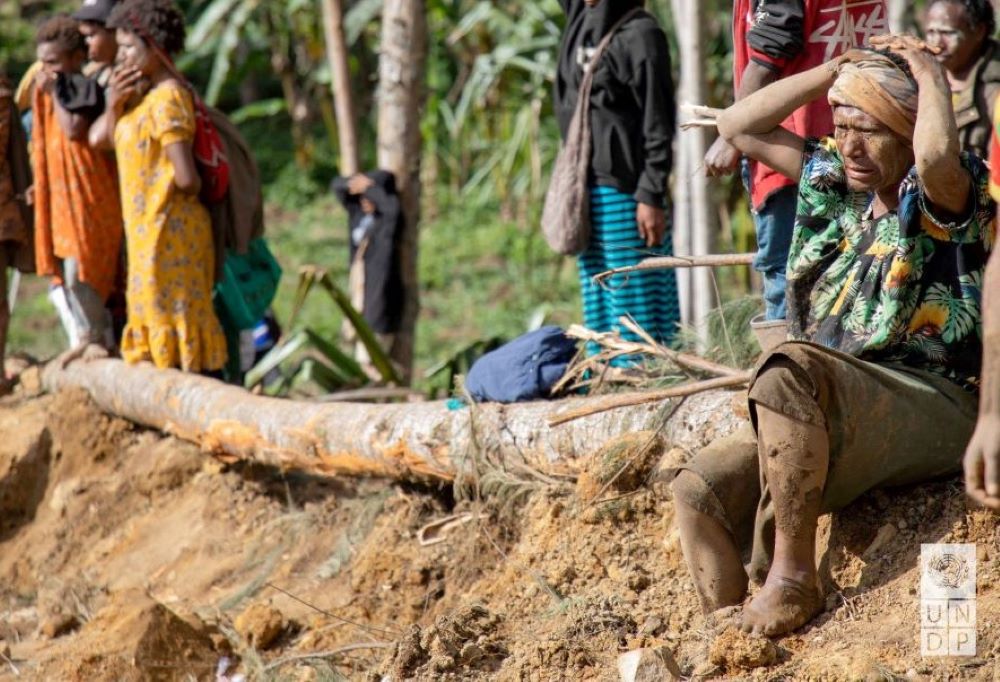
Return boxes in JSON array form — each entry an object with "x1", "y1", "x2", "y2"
[{"x1": 869, "y1": 34, "x2": 944, "y2": 82}]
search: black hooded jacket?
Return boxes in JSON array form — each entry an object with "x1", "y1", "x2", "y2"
[
  {"x1": 554, "y1": 0, "x2": 675, "y2": 208},
  {"x1": 330, "y1": 170, "x2": 404, "y2": 335}
]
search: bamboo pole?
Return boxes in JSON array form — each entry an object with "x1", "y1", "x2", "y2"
[
  {"x1": 320, "y1": 0, "x2": 360, "y2": 176},
  {"x1": 669, "y1": 0, "x2": 717, "y2": 339},
  {"x1": 40, "y1": 359, "x2": 747, "y2": 483}
]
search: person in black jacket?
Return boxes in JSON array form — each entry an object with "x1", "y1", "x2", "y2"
[
  {"x1": 554, "y1": 0, "x2": 679, "y2": 362},
  {"x1": 331, "y1": 170, "x2": 404, "y2": 357}
]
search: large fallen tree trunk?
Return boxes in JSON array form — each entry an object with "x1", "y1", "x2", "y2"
[{"x1": 42, "y1": 359, "x2": 746, "y2": 483}]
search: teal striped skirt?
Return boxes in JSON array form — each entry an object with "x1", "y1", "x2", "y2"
[{"x1": 578, "y1": 185, "x2": 680, "y2": 365}]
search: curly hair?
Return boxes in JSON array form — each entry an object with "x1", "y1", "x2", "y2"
[
  {"x1": 36, "y1": 15, "x2": 86, "y2": 54},
  {"x1": 927, "y1": 0, "x2": 997, "y2": 38},
  {"x1": 106, "y1": 0, "x2": 186, "y2": 56}
]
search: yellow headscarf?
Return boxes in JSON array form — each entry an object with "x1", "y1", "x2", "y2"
[{"x1": 828, "y1": 51, "x2": 919, "y2": 140}]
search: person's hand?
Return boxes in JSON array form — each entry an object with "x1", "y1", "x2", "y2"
[
  {"x1": 869, "y1": 34, "x2": 943, "y2": 82},
  {"x1": 23, "y1": 185, "x2": 34, "y2": 206},
  {"x1": 34, "y1": 69, "x2": 57, "y2": 95},
  {"x1": 108, "y1": 66, "x2": 143, "y2": 114},
  {"x1": 347, "y1": 174, "x2": 374, "y2": 195},
  {"x1": 964, "y1": 413, "x2": 1000, "y2": 510},
  {"x1": 704, "y1": 136, "x2": 741, "y2": 177},
  {"x1": 636, "y1": 202, "x2": 666, "y2": 247}
]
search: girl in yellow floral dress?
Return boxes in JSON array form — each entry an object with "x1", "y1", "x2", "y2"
[{"x1": 97, "y1": 0, "x2": 226, "y2": 373}]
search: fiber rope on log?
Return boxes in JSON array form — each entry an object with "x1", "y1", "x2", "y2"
[{"x1": 41, "y1": 359, "x2": 747, "y2": 483}]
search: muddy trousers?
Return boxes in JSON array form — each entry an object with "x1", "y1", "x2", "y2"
[{"x1": 671, "y1": 341, "x2": 978, "y2": 583}]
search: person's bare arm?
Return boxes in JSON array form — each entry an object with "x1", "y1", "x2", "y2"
[
  {"x1": 88, "y1": 109, "x2": 115, "y2": 149},
  {"x1": 964, "y1": 230, "x2": 1000, "y2": 508},
  {"x1": 715, "y1": 59, "x2": 844, "y2": 180},
  {"x1": 871, "y1": 35, "x2": 969, "y2": 215},
  {"x1": 90, "y1": 67, "x2": 142, "y2": 150},
  {"x1": 53, "y1": 97, "x2": 89, "y2": 141},
  {"x1": 164, "y1": 141, "x2": 201, "y2": 194},
  {"x1": 705, "y1": 62, "x2": 780, "y2": 177}
]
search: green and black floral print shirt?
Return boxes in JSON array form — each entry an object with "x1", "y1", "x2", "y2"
[{"x1": 786, "y1": 137, "x2": 995, "y2": 392}]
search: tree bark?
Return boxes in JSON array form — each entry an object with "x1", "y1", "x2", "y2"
[
  {"x1": 320, "y1": 0, "x2": 360, "y2": 176},
  {"x1": 376, "y1": 0, "x2": 428, "y2": 383},
  {"x1": 40, "y1": 359, "x2": 746, "y2": 484},
  {"x1": 669, "y1": 0, "x2": 717, "y2": 343}
]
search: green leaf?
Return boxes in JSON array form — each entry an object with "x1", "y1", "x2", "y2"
[{"x1": 230, "y1": 98, "x2": 287, "y2": 124}]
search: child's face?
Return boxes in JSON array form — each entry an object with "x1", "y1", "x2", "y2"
[
  {"x1": 79, "y1": 22, "x2": 117, "y2": 65},
  {"x1": 36, "y1": 42, "x2": 85, "y2": 76}
]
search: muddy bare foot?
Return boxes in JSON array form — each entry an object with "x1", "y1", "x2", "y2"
[{"x1": 741, "y1": 575, "x2": 822, "y2": 637}]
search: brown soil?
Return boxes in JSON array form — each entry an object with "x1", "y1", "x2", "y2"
[{"x1": 0, "y1": 383, "x2": 998, "y2": 680}]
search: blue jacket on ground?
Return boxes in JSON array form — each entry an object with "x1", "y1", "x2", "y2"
[{"x1": 465, "y1": 326, "x2": 578, "y2": 403}]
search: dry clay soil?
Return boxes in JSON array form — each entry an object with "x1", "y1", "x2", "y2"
[{"x1": 0, "y1": 379, "x2": 999, "y2": 681}]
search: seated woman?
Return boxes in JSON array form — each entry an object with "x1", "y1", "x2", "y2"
[{"x1": 670, "y1": 36, "x2": 993, "y2": 637}]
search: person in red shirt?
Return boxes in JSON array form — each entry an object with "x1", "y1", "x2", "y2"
[{"x1": 705, "y1": 0, "x2": 888, "y2": 320}]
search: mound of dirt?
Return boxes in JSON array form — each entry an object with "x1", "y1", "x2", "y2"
[
  {"x1": 42, "y1": 589, "x2": 217, "y2": 681},
  {"x1": 0, "y1": 383, "x2": 998, "y2": 681}
]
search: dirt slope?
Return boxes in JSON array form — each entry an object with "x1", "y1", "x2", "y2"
[{"x1": 0, "y1": 382, "x2": 998, "y2": 681}]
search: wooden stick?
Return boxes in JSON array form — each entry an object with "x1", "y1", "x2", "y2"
[
  {"x1": 617, "y1": 317, "x2": 746, "y2": 378},
  {"x1": 564, "y1": 323, "x2": 746, "y2": 380},
  {"x1": 593, "y1": 253, "x2": 756, "y2": 286},
  {"x1": 548, "y1": 374, "x2": 751, "y2": 427}
]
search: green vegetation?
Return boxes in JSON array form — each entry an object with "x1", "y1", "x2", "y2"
[{"x1": 1, "y1": 0, "x2": 799, "y2": 388}]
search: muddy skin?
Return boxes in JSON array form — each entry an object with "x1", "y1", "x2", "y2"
[
  {"x1": 672, "y1": 482, "x2": 749, "y2": 613},
  {"x1": 742, "y1": 405, "x2": 829, "y2": 637}
]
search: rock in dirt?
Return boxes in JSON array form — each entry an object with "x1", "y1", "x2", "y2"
[
  {"x1": 385, "y1": 603, "x2": 507, "y2": 679},
  {"x1": 576, "y1": 431, "x2": 668, "y2": 502},
  {"x1": 862, "y1": 522, "x2": 898, "y2": 561},
  {"x1": 708, "y1": 626, "x2": 778, "y2": 671},
  {"x1": 45, "y1": 589, "x2": 217, "y2": 681},
  {"x1": 617, "y1": 646, "x2": 682, "y2": 681},
  {"x1": 234, "y1": 603, "x2": 285, "y2": 650},
  {"x1": 39, "y1": 612, "x2": 80, "y2": 639}
]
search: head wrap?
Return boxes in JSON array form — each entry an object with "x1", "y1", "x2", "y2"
[{"x1": 828, "y1": 51, "x2": 919, "y2": 140}]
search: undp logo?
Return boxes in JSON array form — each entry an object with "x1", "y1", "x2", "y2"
[{"x1": 920, "y1": 543, "x2": 976, "y2": 657}]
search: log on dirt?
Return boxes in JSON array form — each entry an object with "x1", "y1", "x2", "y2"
[{"x1": 41, "y1": 359, "x2": 746, "y2": 483}]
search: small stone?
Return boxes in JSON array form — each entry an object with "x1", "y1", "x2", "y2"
[
  {"x1": 898, "y1": 519, "x2": 908, "y2": 530},
  {"x1": 17, "y1": 366, "x2": 42, "y2": 396},
  {"x1": 40, "y1": 613, "x2": 80, "y2": 639},
  {"x1": 617, "y1": 646, "x2": 682, "y2": 681},
  {"x1": 691, "y1": 661, "x2": 719, "y2": 677},
  {"x1": 862, "y1": 523, "x2": 898, "y2": 560},
  {"x1": 638, "y1": 615, "x2": 663, "y2": 636},
  {"x1": 234, "y1": 603, "x2": 284, "y2": 651}
]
